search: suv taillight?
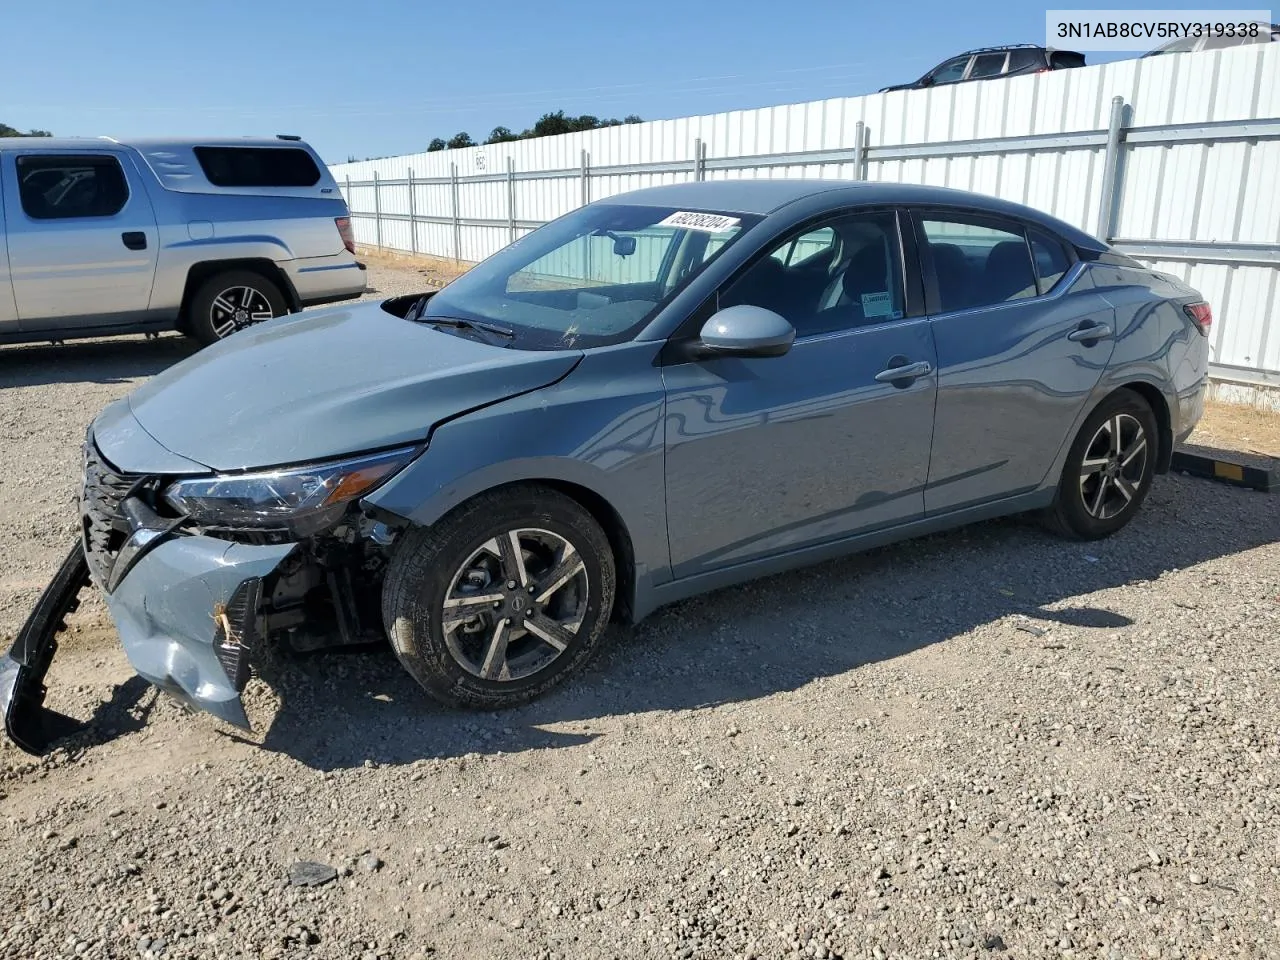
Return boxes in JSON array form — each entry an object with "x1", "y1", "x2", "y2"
[
  {"x1": 1184, "y1": 301, "x2": 1212, "y2": 336},
  {"x1": 335, "y1": 216, "x2": 355, "y2": 255}
]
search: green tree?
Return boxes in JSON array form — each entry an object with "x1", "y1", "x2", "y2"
[
  {"x1": 525, "y1": 111, "x2": 573, "y2": 138},
  {"x1": 0, "y1": 122, "x2": 52, "y2": 137},
  {"x1": 426, "y1": 111, "x2": 645, "y2": 150}
]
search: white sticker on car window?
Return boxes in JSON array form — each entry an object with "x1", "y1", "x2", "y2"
[
  {"x1": 861, "y1": 291, "x2": 894, "y2": 317},
  {"x1": 657, "y1": 211, "x2": 742, "y2": 233}
]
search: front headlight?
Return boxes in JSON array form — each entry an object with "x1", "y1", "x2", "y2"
[{"x1": 164, "y1": 447, "x2": 416, "y2": 533}]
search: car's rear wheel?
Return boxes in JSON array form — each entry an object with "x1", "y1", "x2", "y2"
[
  {"x1": 381, "y1": 485, "x2": 616, "y2": 709},
  {"x1": 1044, "y1": 389, "x2": 1158, "y2": 540},
  {"x1": 187, "y1": 270, "x2": 287, "y2": 346}
]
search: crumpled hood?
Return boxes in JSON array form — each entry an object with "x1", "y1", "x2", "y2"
[{"x1": 118, "y1": 302, "x2": 582, "y2": 471}]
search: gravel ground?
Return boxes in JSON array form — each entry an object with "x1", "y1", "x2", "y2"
[{"x1": 1, "y1": 259, "x2": 1278, "y2": 960}]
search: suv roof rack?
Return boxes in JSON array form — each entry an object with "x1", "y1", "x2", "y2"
[
  {"x1": 958, "y1": 43, "x2": 1044, "y2": 55},
  {"x1": 276, "y1": 134, "x2": 302, "y2": 141}
]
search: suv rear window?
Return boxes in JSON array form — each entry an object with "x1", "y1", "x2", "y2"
[
  {"x1": 193, "y1": 146, "x2": 321, "y2": 187},
  {"x1": 1049, "y1": 50, "x2": 1087, "y2": 68}
]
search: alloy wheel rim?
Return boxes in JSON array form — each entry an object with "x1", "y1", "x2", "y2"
[
  {"x1": 210, "y1": 286, "x2": 275, "y2": 338},
  {"x1": 440, "y1": 528, "x2": 588, "y2": 682},
  {"x1": 1079, "y1": 413, "x2": 1148, "y2": 520}
]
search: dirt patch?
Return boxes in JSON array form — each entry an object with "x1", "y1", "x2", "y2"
[
  {"x1": 356, "y1": 246, "x2": 473, "y2": 292},
  {"x1": 1186, "y1": 398, "x2": 1280, "y2": 468},
  {"x1": 0, "y1": 267, "x2": 1277, "y2": 959}
]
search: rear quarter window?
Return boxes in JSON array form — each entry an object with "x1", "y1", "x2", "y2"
[
  {"x1": 193, "y1": 146, "x2": 321, "y2": 188},
  {"x1": 1028, "y1": 228, "x2": 1073, "y2": 293}
]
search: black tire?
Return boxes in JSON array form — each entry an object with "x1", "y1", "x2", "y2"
[
  {"x1": 1044, "y1": 389, "x2": 1159, "y2": 540},
  {"x1": 381, "y1": 484, "x2": 616, "y2": 709},
  {"x1": 186, "y1": 269, "x2": 287, "y2": 346}
]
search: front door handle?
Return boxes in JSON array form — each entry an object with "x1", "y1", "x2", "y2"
[
  {"x1": 874, "y1": 358, "x2": 933, "y2": 384},
  {"x1": 121, "y1": 231, "x2": 147, "y2": 251},
  {"x1": 1067, "y1": 322, "x2": 1113, "y2": 343}
]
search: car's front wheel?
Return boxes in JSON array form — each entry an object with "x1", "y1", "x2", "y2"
[
  {"x1": 381, "y1": 485, "x2": 616, "y2": 709},
  {"x1": 1044, "y1": 389, "x2": 1158, "y2": 540},
  {"x1": 186, "y1": 270, "x2": 287, "y2": 346}
]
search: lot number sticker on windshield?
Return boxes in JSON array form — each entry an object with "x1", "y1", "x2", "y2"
[
  {"x1": 861, "y1": 291, "x2": 896, "y2": 318},
  {"x1": 657, "y1": 211, "x2": 742, "y2": 233}
]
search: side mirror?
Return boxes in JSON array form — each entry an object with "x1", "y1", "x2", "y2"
[
  {"x1": 612, "y1": 235, "x2": 637, "y2": 257},
  {"x1": 918, "y1": 75, "x2": 935, "y2": 87},
  {"x1": 695, "y1": 305, "x2": 795, "y2": 359}
]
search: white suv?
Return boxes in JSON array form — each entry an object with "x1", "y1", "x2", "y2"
[{"x1": 0, "y1": 135, "x2": 365, "y2": 346}]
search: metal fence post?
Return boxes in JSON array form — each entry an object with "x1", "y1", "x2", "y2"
[
  {"x1": 580, "y1": 149, "x2": 590, "y2": 207},
  {"x1": 852, "y1": 121, "x2": 867, "y2": 180},
  {"x1": 372, "y1": 171, "x2": 382, "y2": 249},
  {"x1": 407, "y1": 168, "x2": 417, "y2": 254},
  {"x1": 693, "y1": 138, "x2": 703, "y2": 181},
  {"x1": 506, "y1": 157, "x2": 517, "y2": 244},
  {"x1": 1097, "y1": 96, "x2": 1127, "y2": 241},
  {"x1": 450, "y1": 162, "x2": 461, "y2": 263}
]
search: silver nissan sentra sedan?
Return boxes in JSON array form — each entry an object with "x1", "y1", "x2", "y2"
[{"x1": 2, "y1": 180, "x2": 1211, "y2": 751}]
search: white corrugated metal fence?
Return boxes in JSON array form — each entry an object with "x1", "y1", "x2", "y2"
[{"x1": 331, "y1": 44, "x2": 1280, "y2": 389}]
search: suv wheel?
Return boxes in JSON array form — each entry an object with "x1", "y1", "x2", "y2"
[
  {"x1": 187, "y1": 270, "x2": 287, "y2": 346},
  {"x1": 381, "y1": 485, "x2": 616, "y2": 709}
]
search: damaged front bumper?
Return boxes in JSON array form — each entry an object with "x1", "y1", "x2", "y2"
[
  {"x1": 2, "y1": 514, "x2": 293, "y2": 754},
  {"x1": 104, "y1": 536, "x2": 295, "y2": 729}
]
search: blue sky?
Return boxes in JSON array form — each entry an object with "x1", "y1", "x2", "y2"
[{"x1": 0, "y1": 0, "x2": 1208, "y2": 164}]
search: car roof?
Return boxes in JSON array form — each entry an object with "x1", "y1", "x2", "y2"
[
  {"x1": 0, "y1": 136, "x2": 312, "y2": 151},
  {"x1": 603, "y1": 179, "x2": 1108, "y2": 250},
  {"x1": 604, "y1": 179, "x2": 852, "y2": 215}
]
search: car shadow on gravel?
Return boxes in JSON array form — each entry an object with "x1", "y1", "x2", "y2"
[
  {"x1": 0, "y1": 335, "x2": 197, "y2": 387},
  {"x1": 250, "y1": 474, "x2": 1279, "y2": 772}
]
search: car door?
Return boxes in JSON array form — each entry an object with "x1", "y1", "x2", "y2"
[
  {"x1": 2, "y1": 149, "x2": 159, "y2": 331},
  {"x1": 0, "y1": 158, "x2": 18, "y2": 336},
  {"x1": 661, "y1": 209, "x2": 938, "y2": 579},
  {"x1": 912, "y1": 210, "x2": 1118, "y2": 515}
]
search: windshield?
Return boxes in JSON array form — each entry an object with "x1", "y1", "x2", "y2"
[{"x1": 423, "y1": 203, "x2": 762, "y2": 349}]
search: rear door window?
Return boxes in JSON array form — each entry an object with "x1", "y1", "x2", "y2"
[
  {"x1": 1008, "y1": 48, "x2": 1044, "y2": 71},
  {"x1": 16, "y1": 155, "x2": 129, "y2": 219},
  {"x1": 918, "y1": 216, "x2": 1038, "y2": 312},
  {"x1": 193, "y1": 146, "x2": 321, "y2": 187},
  {"x1": 969, "y1": 53, "x2": 1008, "y2": 78}
]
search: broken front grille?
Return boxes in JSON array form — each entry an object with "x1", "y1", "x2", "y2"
[{"x1": 80, "y1": 441, "x2": 143, "y2": 589}]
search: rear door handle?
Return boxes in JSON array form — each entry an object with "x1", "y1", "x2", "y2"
[
  {"x1": 874, "y1": 359, "x2": 933, "y2": 384},
  {"x1": 121, "y1": 231, "x2": 147, "y2": 251},
  {"x1": 1067, "y1": 322, "x2": 1112, "y2": 343}
]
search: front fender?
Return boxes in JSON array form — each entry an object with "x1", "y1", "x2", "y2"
[{"x1": 363, "y1": 344, "x2": 672, "y2": 602}]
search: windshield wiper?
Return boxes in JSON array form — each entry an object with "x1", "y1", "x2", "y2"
[{"x1": 424, "y1": 315, "x2": 515, "y2": 341}]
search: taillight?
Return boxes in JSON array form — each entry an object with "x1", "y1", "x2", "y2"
[
  {"x1": 335, "y1": 216, "x2": 355, "y2": 255},
  {"x1": 1184, "y1": 301, "x2": 1212, "y2": 336}
]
